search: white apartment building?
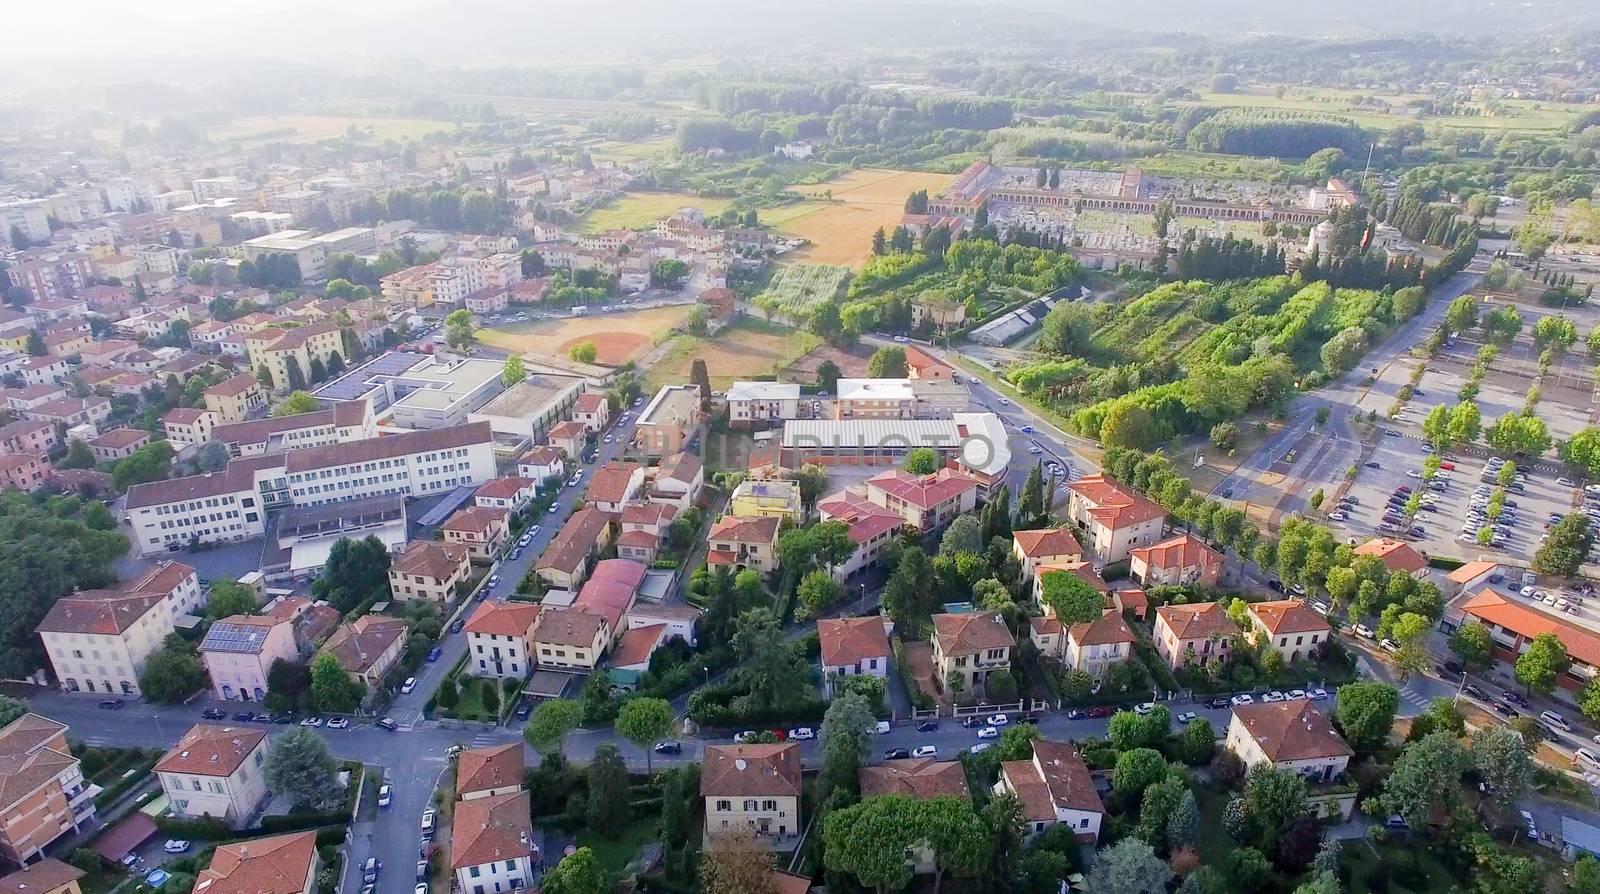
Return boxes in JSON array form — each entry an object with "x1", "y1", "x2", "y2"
[
  {"x1": 124, "y1": 423, "x2": 497, "y2": 556},
  {"x1": 727, "y1": 382, "x2": 800, "y2": 427},
  {"x1": 464, "y1": 602, "x2": 541, "y2": 679}
]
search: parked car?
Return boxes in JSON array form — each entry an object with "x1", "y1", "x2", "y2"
[
  {"x1": 653, "y1": 741, "x2": 682, "y2": 755},
  {"x1": 883, "y1": 748, "x2": 910, "y2": 760},
  {"x1": 1133, "y1": 702, "x2": 1155, "y2": 715},
  {"x1": 400, "y1": 677, "x2": 417, "y2": 694},
  {"x1": 164, "y1": 840, "x2": 190, "y2": 854},
  {"x1": 916, "y1": 720, "x2": 939, "y2": 732},
  {"x1": 1176, "y1": 712, "x2": 1198, "y2": 724},
  {"x1": 985, "y1": 714, "x2": 1010, "y2": 726},
  {"x1": 911, "y1": 745, "x2": 937, "y2": 759},
  {"x1": 1263, "y1": 691, "x2": 1286, "y2": 703},
  {"x1": 788, "y1": 727, "x2": 815, "y2": 740},
  {"x1": 1504, "y1": 690, "x2": 1530, "y2": 708},
  {"x1": 300, "y1": 716, "x2": 323, "y2": 727},
  {"x1": 976, "y1": 727, "x2": 1000, "y2": 739},
  {"x1": 201, "y1": 707, "x2": 226, "y2": 720},
  {"x1": 732, "y1": 731, "x2": 757, "y2": 744},
  {"x1": 326, "y1": 717, "x2": 350, "y2": 730},
  {"x1": 378, "y1": 785, "x2": 392, "y2": 808},
  {"x1": 1230, "y1": 693, "x2": 1255, "y2": 706},
  {"x1": 1088, "y1": 706, "x2": 1115, "y2": 718},
  {"x1": 1307, "y1": 688, "x2": 1329, "y2": 701},
  {"x1": 1540, "y1": 710, "x2": 1572, "y2": 732},
  {"x1": 375, "y1": 717, "x2": 399, "y2": 731},
  {"x1": 97, "y1": 699, "x2": 125, "y2": 710},
  {"x1": 1206, "y1": 696, "x2": 1230, "y2": 709},
  {"x1": 427, "y1": 646, "x2": 444, "y2": 662},
  {"x1": 1353, "y1": 623, "x2": 1375, "y2": 638}
]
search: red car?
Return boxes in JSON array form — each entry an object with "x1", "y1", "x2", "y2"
[
  {"x1": 1439, "y1": 461, "x2": 1456, "y2": 471},
  {"x1": 768, "y1": 729, "x2": 788, "y2": 741},
  {"x1": 1087, "y1": 706, "x2": 1115, "y2": 718}
]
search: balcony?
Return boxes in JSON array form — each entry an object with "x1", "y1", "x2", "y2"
[{"x1": 67, "y1": 782, "x2": 102, "y2": 819}]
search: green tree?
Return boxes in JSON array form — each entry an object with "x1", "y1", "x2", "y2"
[
  {"x1": 1576, "y1": 855, "x2": 1600, "y2": 894},
  {"x1": 309, "y1": 652, "x2": 363, "y2": 713},
  {"x1": 203, "y1": 579, "x2": 259, "y2": 621},
  {"x1": 823, "y1": 795, "x2": 917, "y2": 892},
  {"x1": 524, "y1": 698, "x2": 582, "y2": 755},
  {"x1": 1209, "y1": 421, "x2": 1239, "y2": 451},
  {"x1": 615, "y1": 697, "x2": 676, "y2": 774},
  {"x1": 1085, "y1": 838, "x2": 1171, "y2": 894},
  {"x1": 444, "y1": 308, "x2": 474, "y2": 350},
  {"x1": 816, "y1": 360, "x2": 842, "y2": 394},
  {"x1": 691, "y1": 359, "x2": 713, "y2": 409},
  {"x1": 1375, "y1": 731, "x2": 1465, "y2": 829},
  {"x1": 543, "y1": 848, "x2": 607, "y2": 894},
  {"x1": 502, "y1": 355, "x2": 526, "y2": 387},
  {"x1": 1239, "y1": 766, "x2": 1309, "y2": 855},
  {"x1": 0, "y1": 696, "x2": 26, "y2": 729},
  {"x1": 1449, "y1": 619, "x2": 1493, "y2": 669},
  {"x1": 1443, "y1": 295, "x2": 1479, "y2": 334},
  {"x1": 1334, "y1": 681, "x2": 1398, "y2": 753},
  {"x1": 795, "y1": 570, "x2": 844, "y2": 620},
  {"x1": 569, "y1": 342, "x2": 598, "y2": 364},
  {"x1": 585, "y1": 743, "x2": 631, "y2": 835},
  {"x1": 1471, "y1": 725, "x2": 1532, "y2": 811},
  {"x1": 1113, "y1": 749, "x2": 1168, "y2": 798},
  {"x1": 732, "y1": 609, "x2": 807, "y2": 708},
  {"x1": 1180, "y1": 717, "x2": 1216, "y2": 764},
  {"x1": 1038, "y1": 570, "x2": 1104, "y2": 625},
  {"x1": 1515, "y1": 631, "x2": 1570, "y2": 696},
  {"x1": 1535, "y1": 514, "x2": 1594, "y2": 576},
  {"x1": 938, "y1": 515, "x2": 982, "y2": 555},
  {"x1": 809, "y1": 302, "x2": 844, "y2": 341},
  {"x1": 867, "y1": 346, "x2": 908, "y2": 378},
  {"x1": 435, "y1": 675, "x2": 458, "y2": 710},
  {"x1": 272, "y1": 390, "x2": 320, "y2": 417},
  {"x1": 1485, "y1": 412, "x2": 1551, "y2": 456},
  {"x1": 112, "y1": 441, "x2": 174, "y2": 491},
  {"x1": 1100, "y1": 403, "x2": 1160, "y2": 449},
  {"x1": 58, "y1": 439, "x2": 95, "y2": 470},
  {"x1": 263, "y1": 726, "x2": 342, "y2": 810},
  {"x1": 818, "y1": 691, "x2": 875, "y2": 809},
  {"x1": 311, "y1": 535, "x2": 392, "y2": 613},
  {"x1": 904, "y1": 447, "x2": 939, "y2": 475},
  {"x1": 138, "y1": 639, "x2": 207, "y2": 704}
]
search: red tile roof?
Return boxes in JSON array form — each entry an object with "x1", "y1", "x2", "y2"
[
  {"x1": 1130, "y1": 533, "x2": 1222, "y2": 575},
  {"x1": 1068, "y1": 611, "x2": 1136, "y2": 647},
  {"x1": 1156, "y1": 602, "x2": 1238, "y2": 641},
  {"x1": 858, "y1": 758, "x2": 969, "y2": 800},
  {"x1": 701, "y1": 743, "x2": 801, "y2": 797},
  {"x1": 456, "y1": 743, "x2": 525, "y2": 797},
  {"x1": 932, "y1": 611, "x2": 1015, "y2": 656},
  {"x1": 155, "y1": 724, "x2": 267, "y2": 776},
  {"x1": 475, "y1": 476, "x2": 534, "y2": 500},
  {"x1": 817, "y1": 489, "x2": 903, "y2": 544},
  {"x1": 450, "y1": 790, "x2": 534, "y2": 870},
  {"x1": 817, "y1": 617, "x2": 891, "y2": 668},
  {"x1": 1249, "y1": 600, "x2": 1331, "y2": 636},
  {"x1": 573, "y1": 393, "x2": 606, "y2": 414},
  {"x1": 1000, "y1": 740, "x2": 1103, "y2": 823},
  {"x1": 708, "y1": 514, "x2": 780, "y2": 544},
  {"x1": 1353, "y1": 538, "x2": 1427, "y2": 575},
  {"x1": 611, "y1": 624, "x2": 666, "y2": 668},
  {"x1": 196, "y1": 831, "x2": 317, "y2": 894},
  {"x1": 390, "y1": 541, "x2": 469, "y2": 581},
  {"x1": 587, "y1": 461, "x2": 642, "y2": 505},
  {"x1": 866, "y1": 468, "x2": 978, "y2": 511},
  {"x1": 463, "y1": 601, "x2": 540, "y2": 639},
  {"x1": 442, "y1": 506, "x2": 508, "y2": 535},
  {"x1": 1462, "y1": 588, "x2": 1600, "y2": 668},
  {"x1": 1447, "y1": 560, "x2": 1501, "y2": 584},
  {"x1": 1012, "y1": 528, "x2": 1084, "y2": 560},
  {"x1": 1067, "y1": 474, "x2": 1165, "y2": 530},
  {"x1": 1231, "y1": 701, "x2": 1353, "y2": 763}
]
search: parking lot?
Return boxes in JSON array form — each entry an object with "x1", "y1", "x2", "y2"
[{"x1": 1325, "y1": 434, "x2": 1581, "y2": 565}]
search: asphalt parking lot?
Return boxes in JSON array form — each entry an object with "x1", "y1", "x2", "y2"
[{"x1": 1325, "y1": 435, "x2": 1579, "y2": 564}]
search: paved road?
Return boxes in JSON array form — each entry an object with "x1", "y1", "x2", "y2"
[{"x1": 1211, "y1": 267, "x2": 1488, "y2": 509}]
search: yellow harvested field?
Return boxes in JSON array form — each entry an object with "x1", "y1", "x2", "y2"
[
  {"x1": 776, "y1": 168, "x2": 958, "y2": 268},
  {"x1": 646, "y1": 322, "x2": 821, "y2": 392},
  {"x1": 576, "y1": 192, "x2": 732, "y2": 233},
  {"x1": 199, "y1": 116, "x2": 457, "y2": 145},
  {"x1": 476, "y1": 304, "x2": 693, "y2": 366}
]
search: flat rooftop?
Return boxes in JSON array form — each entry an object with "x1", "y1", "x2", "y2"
[{"x1": 473, "y1": 375, "x2": 586, "y2": 418}]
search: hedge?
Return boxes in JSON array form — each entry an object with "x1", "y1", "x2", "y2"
[
  {"x1": 156, "y1": 811, "x2": 352, "y2": 843},
  {"x1": 1426, "y1": 555, "x2": 1467, "y2": 570}
]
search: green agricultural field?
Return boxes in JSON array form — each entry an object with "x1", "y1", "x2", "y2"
[
  {"x1": 576, "y1": 191, "x2": 732, "y2": 233},
  {"x1": 752, "y1": 263, "x2": 852, "y2": 321}
]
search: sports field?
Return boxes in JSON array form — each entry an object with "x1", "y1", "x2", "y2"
[
  {"x1": 645, "y1": 320, "x2": 821, "y2": 391},
  {"x1": 776, "y1": 169, "x2": 958, "y2": 268},
  {"x1": 1174, "y1": 90, "x2": 1584, "y2": 134},
  {"x1": 475, "y1": 304, "x2": 693, "y2": 366},
  {"x1": 576, "y1": 192, "x2": 733, "y2": 233},
  {"x1": 203, "y1": 115, "x2": 456, "y2": 145}
]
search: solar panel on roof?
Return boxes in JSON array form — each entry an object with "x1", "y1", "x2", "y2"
[{"x1": 201, "y1": 622, "x2": 268, "y2": 653}]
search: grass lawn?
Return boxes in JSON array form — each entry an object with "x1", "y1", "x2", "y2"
[
  {"x1": 576, "y1": 814, "x2": 659, "y2": 876},
  {"x1": 1193, "y1": 785, "x2": 1236, "y2": 873},
  {"x1": 644, "y1": 319, "x2": 820, "y2": 392},
  {"x1": 438, "y1": 678, "x2": 502, "y2": 722},
  {"x1": 576, "y1": 192, "x2": 732, "y2": 233}
]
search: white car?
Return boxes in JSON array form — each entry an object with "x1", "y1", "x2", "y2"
[
  {"x1": 487, "y1": 574, "x2": 501, "y2": 588},
  {"x1": 604, "y1": 434, "x2": 613, "y2": 444},
  {"x1": 326, "y1": 717, "x2": 350, "y2": 730},
  {"x1": 400, "y1": 677, "x2": 417, "y2": 694},
  {"x1": 1380, "y1": 638, "x2": 1400, "y2": 653},
  {"x1": 1133, "y1": 702, "x2": 1154, "y2": 715},
  {"x1": 300, "y1": 716, "x2": 324, "y2": 727},
  {"x1": 1559, "y1": 477, "x2": 1578, "y2": 488},
  {"x1": 1263, "y1": 691, "x2": 1286, "y2": 703},
  {"x1": 788, "y1": 727, "x2": 815, "y2": 741},
  {"x1": 969, "y1": 742, "x2": 993, "y2": 754},
  {"x1": 1353, "y1": 623, "x2": 1375, "y2": 639},
  {"x1": 986, "y1": 714, "x2": 1009, "y2": 726},
  {"x1": 977, "y1": 726, "x2": 999, "y2": 739},
  {"x1": 1329, "y1": 511, "x2": 1348, "y2": 521},
  {"x1": 1521, "y1": 586, "x2": 1539, "y2": 598},
  {"x1": 1541, "y1": 710, "x2": 1573, "y2": 732},
  {"x1": 1307, "y1": 688, "x2": 1329, "y2": 701},
  {"x1": 911, "y1": 745, "x2": 937, "y2": 758},
  {"x1": 1286, "y1": 689, "x2": 1307, "y2": 700},
  {"x1": 163, "y1": 840, "x2": 190, "y2": 854},
  {"x1": 1407, "y1": 470, "x2": 1421, "y2": 478},
  {"x1": 378, "y1": 784, "x2": 392, "y2": 808},
  {"x1": 1230, "y1": 693, "x2": 1255, "y2": 706},
  {"x1": 1176, "y1": 711, "x2": 1198, "y2": 724},
  {"x1": 732, "y1": 731, "x2": 757, "y2": 744}
]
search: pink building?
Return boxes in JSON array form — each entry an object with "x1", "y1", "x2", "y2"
[{"x1": 200, "y1": 615, "x2": 299, "y2": 702}]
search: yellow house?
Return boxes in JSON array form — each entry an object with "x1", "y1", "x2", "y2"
[
  {"x1": 702, "y1": 743, "x2": 801, "y2": 841},
  {"x1": 203, "y1": 374, "x2": 268, "y2": 423},
  {"x1": 931, "y1": 611, "x2": 1014, "y2": 694},
  {"x1": 729, "y1": 478, "x2": 804, "y2": 524},
  {"x1": 246, "y1": 322, "x2": 344, "y2": 392},
  {"x1": 530, "y1": 607, "x2": 610, "y2": 670}
]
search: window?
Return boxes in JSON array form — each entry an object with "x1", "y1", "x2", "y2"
[
  {"x1": 470, "y1": 867, "x2": 480, "y2": 878},
  {"x1": 716, "y1": 800, "x2": 730, "y2": 811}
]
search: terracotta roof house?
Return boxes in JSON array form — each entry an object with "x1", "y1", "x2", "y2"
[
  {"x1": 864, "y1": 468, "x2": 980, "y2": 532},
  {"x1": 706, "y1": 514, "x2": 782, "y2": 574},
  {"x1": 0, "y1": 858, "x2": 83, "y2": 894},
  {"x1": 1226, "y1": 701, "x2": 1353, "y2": 783},
  {"x1": 611, "y1": 624, "x2": 669, "y2": 673},
  {"x1": 586, "y1": 461, "x2": 645, "y2": 513},
  {"x1": 154, "y1": 723, "x2": 270, "y2": 823},
  {"x1": 473, "y1": 476, "x2": 536, "y2": 513},
  {"x1": 463, "y1": 601, "x2": 541, "y2": 679},
  {"x1": 1129, "y1": 533, "x2": 1223, "y2": 588},
  {"x1": 1353, "y1": 538, "x2": 1428, "y2": 576},
  {"x1": 859, "y1": 758, "x2": 969, "y2": 800},
  {"x1": 318, "y1": 616, "x2": 409, "y2": 687},
  {"x1": 194, "y1": 831, "x2": 319, "y2": 894},
  {"x1": 440, "y1": 506, "x2": 510, "y2": 559},
  {"x1": 536, "y1": 507, "x2": 612, "y2": 592},
  {"x1": 701, "y1": 743, "x2": 802, "y2": 839},
  {"x1": 0, "y1": 714, "x2": 93, "y2": 866},
  {"x1": 456, "y1": 743, "x2": 525, "y2": 800},
  {"x1": 1247, "y1": 600, "x2": 1331, "y2": 663},
  {"x1": 1154, "y1": 602, "x2": 1239, "y2": 669},
  {"x1": 931, "y1": 611, "x2": 1014, "y2": 694},
  {"x1": 817, "y1": 616, "x2": 892, "y2": 696},
  {"x1": 1064, "y1": 611, "x2": 1137, "y2": 678},
  {"x1": 995, "y1": 739, "x2": 1104, "y2": 842},
  {"x1": 388, "y1": 541, "x2": 472, "y2": 603},
  {"x1": 1011, "y1": 528, "x2": 1084, "y2": 577},
  {"x1": 816, "y1": 488, "x2": 903, "y2": 580},
  {"x1": 1063, "y1": 474, "x2": 1166, "y2": 564},
  {"x1": 1445, "y1": 560, "x2": 1501, "y2": 595},
  {"x1": 450, "y1": 791, "x2": 536, "y2": 892}
]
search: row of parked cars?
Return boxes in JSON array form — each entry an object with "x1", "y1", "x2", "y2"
[{"x1": 198, "y1": 705, "x2": 402, "y2": 731}]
